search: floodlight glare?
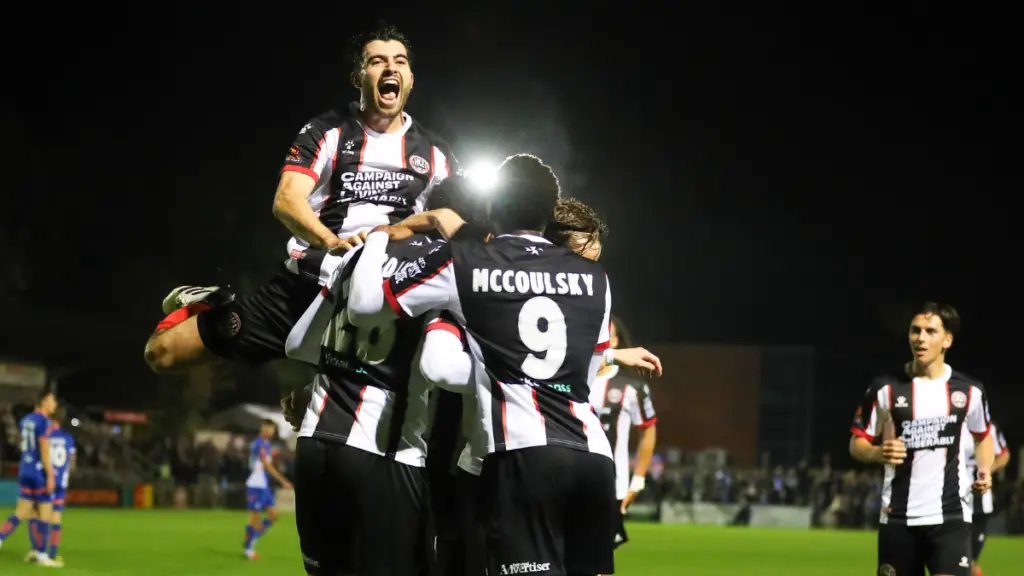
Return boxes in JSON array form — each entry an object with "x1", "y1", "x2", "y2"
[{"x1": 464, "y1": 162, "x2": 499, "y2": 193}]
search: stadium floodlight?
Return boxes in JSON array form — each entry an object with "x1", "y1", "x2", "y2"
[{"x1": 463, "y1": 161, "x2": 499, "y2": 194}]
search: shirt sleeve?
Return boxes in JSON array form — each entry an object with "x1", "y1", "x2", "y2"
[
  {"x1": 280, "y1": 117, "x2": 340, "y2": 184},
  {"x1": 992, "y1": 423, "x2": 1008, "y2": 456},
  {"x1": 594, "y1": 274, "x2": 612, "y2": 353},
  {"x1": 420, "y1": 316, "x2": 473, "y2": 393},
  {"x1": 966, "y1": 384, "x2": 991, "y2": 439},
  {"x1": 349, "y1": 232, "x2": 456, "y2": 325},
  {"x1": 850, "y1": 382, "x2": 886, "y2": 443},
  {"x1": 285, "y1": 247, "x2": 362, "y2": 362},
  {"x1": 415, "y1": 137, "x2": 460, "y2": 213},
  {"x1": 38, "y1": 416, "x2": 53, "y2": 442},
  {"x1": 626, "y1": 381, "x2": 658, "y2": 429}
]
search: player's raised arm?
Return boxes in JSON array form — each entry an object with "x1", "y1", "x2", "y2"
[
  {"x1": 273, "y1": 119, "x2": 343, "y2": 251},
  {"x1": 420, "y1": 314, "x2": 473, "y2": 392},
  {"x1": 347, "y1": 229, "x2": 454, "y2": 327}
]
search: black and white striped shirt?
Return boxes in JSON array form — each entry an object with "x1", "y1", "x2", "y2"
[
  {"x1": 350, "y1": 232, "x2": 613, "y2": 460},
  {"x1": 290, "y1": 234, "x2": 447, "y2": 467},
  {"x1": 962, "y1": 420, "x2": 1008, "y2": 514},
  {"x1": 851, "y1": 364, "x2": 991, "y2": 525},
  {"x1": 589, "y1": 366, "x2": 657, "y2": 500},
  {"x1": 279, "y1": 103, "x2": 456, "y2": 257}
]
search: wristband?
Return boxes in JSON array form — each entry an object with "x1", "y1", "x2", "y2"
[
  {"x1": 603, "y1": 347, "x2": 615, "y2": 365},
  {"x1": 629, "y1": 475, "x2": 646, "y2": 493}
]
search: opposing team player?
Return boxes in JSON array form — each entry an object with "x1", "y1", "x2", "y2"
[
  {"x1": 345, "y1": 154, "x2": 621, "y2": 576},
  {"x1": 849, "y1": 302, "x2": 993, "y2": 576},
  {"x1": 0, "y1": 392, "x2": 58, "y2": 567},
  {"x1": 285, "y1": 174, "x2": 489, "y2": 576},
  {"x1": 143, "y1": 23, "x2": 456, "y2": 374},
  {"x1": 243, "y1": 420, "x2": 291, "y2": 560},
  {"x1": 416, "y1": 196, "x2": 661, "y2": 576},
  {"x1": 27, "y1": 408, "x2": 75, "y2": 567},
  {"x1": 590, "y1": 315, "x2": 658, "y2": 554},
  {"x1": 962, "y1": 420, "x2": 1010, "y2": 576}
]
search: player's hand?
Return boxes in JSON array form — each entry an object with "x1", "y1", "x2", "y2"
[
  {"x1": 327, "y1": 230, "x2": 369, "y2": 255},
  {"x1": 972, "y1": 470, "x2": 992, "y2": 493},
  {"x1": 620, "y1": 491, "x2": 639, "y2": 513},
  {"x1": 46, "y1": 475, "x2": 56, "y2": 494},
  {"x1": 371, "y1": 224, "x2": 414, "y2": 241},
  {"x1": 281, "y1": 387, "x2": 312, "y2": 432},
  {"x1": 614, "y1": 347, "x2": 663, "y2": 377},
  {"x1": 879, "y1": 439, "x2": 907, "y2": 465},
  {"x1": 282, "y1": 480, "x2": 294, "y2": 491}
]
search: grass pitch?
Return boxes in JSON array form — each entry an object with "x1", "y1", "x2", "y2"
[{"x1": 0, "y1": 509, "x2": 1021, "y2": 574}]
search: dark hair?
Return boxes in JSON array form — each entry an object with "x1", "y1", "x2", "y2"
[
  {"x1": 915, "y1": 302, "x2": 961, "y2": 336},
  {"x1": 610, "y1": 315, "x2": 633, "y2": 349},
  {"x1": 348, "y1": 23, "x2": 414, "y2": 77},
  {"x1": 544, "y1": 197, "x2": 607, "y2": 253},
  {"x1": 261, "y1": 419, "x2": 277, "y2": 428},
  {"x1": 490, "y1": 154, "x2": 560, "y2": 233},
  {"x1": 425, "y1": 174, "x2": 489, "y2": 229},
  {"x1": 53, "y1": 407, "x2": 66, "y2": 423}
]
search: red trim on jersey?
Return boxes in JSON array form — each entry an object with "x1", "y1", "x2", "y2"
[
  {"x1": 318, "y1": 392, "x2": 329, "y2": 416},
  {"x1": 353, "y1": 386, "x2": 369, "y2": 422},
  {"x1": 426, "y1": 320, "x2": 462, "y2": 341},
  {"x1": 635, "y1": 416, "x2": 657, "y2": 430},
  {"x1": 595, "y1": 340, "x2": 611, "y2": 353},
  {"x1": 282, "y1": 164, "x2": 319, "y2": 182},
  {"x1": 383, "y1": 280, "x2": 403, "y2": 317},
  {"x1": 971, "y1": 423, "x2": 991, "y2": 440},
  {"x1": 569, "y1": 401, "x2": 589, "y2": 436},
  {"x1": 401, "y1": 136, "x2": 407, "y2": 169},
  {"x1": 851, "y1": 427, "x2": 876, "y2": 442},
  {"x1": 532, "y1": 388, "x2": 545, "y2": 426},
  {"x1": 384, "y1": 259, "x2": 455, "y2": 318},
  {"x1": 944, "y1": 381, "x2": 950, "y2": 415}
]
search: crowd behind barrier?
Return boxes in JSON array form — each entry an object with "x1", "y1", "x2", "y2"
[{"x1": 3, "y1": 400, "x2": 1022, "y2": 533}]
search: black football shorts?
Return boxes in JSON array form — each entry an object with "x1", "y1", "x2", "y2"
[
  {"x1": 877, "y1": 520, "x2": 971, "y2": 576},
  {"x1": 479, "y1": 446, "x2": 618, "y2": 576},
  {"x1": 294, "y1": 437, "x2": 434, "y2": 576},
  {"x1": 196, "y1": 264, "x2": 321, "y2": 365}
]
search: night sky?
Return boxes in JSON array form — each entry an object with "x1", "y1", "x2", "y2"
[{"x1": 3, "y1": 5, "x2": 1016, "y2": 442}]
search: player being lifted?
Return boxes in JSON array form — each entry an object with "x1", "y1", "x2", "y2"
[
  {"x1": 962, "y1": 420, "x2": 1010, "y2": 576},
  {"x1": 243, "y1": 420, "x2": 291, "y2": 560},
  {"x1": 589, "y1": 315, "x2": 658, "y2": 554},
  {"x1": 26, "y1": 407, "x2": 75, "y2": 567},
  {"x1": 0, "y1": 392, "x2": 59, "y2": 567},
  {"x1": 345, "y1": 154, "x2": 624, "y2": 576},
  {"x1": 849, "y1": 302, "x2": 993, "y2": 576},
  {"x1": 143, "y1": 23, "x2": 456, "y2": 374}
]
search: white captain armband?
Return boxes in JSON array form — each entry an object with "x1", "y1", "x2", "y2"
[
  {"x1": 629, "y1": 475, "x2": 646, "y2": 493},
  {"x1": 603, "y1": 347, "x2": 616, "y2": 365}
]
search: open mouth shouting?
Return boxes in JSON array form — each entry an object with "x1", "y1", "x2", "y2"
[{"x1": 378, "y1": 76, "x2": 401, "y2": 107}]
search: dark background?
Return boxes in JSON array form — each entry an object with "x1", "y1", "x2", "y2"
[{"x1": 2, "y1": 3, "x2": 1015, "y2": 458}]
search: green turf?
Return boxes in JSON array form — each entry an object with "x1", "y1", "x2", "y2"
[{"x1": 0, "y1": 510, "x2": 1022, "y2": 574}]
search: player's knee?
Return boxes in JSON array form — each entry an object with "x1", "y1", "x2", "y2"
[
  {"x1": 144, "y1": 335, "x2": 175, "y2": 373},
  {"x1": 144, "y1": 321, "x2": 205, "y2": 373}
]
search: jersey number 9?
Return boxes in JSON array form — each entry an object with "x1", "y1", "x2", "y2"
[
  {"x1": 323, "y1": 309, "x2": 398, "y2": 365},
  {"x1": 518, "y1": 296, "x2": 568, "y2": 380}
]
